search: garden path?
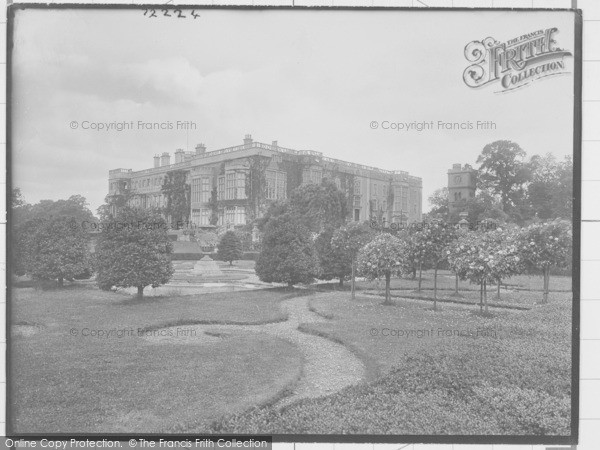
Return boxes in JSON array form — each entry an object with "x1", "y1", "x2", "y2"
[{"x1": 144, "y1": 294, "x2": 366, "y2": 407}]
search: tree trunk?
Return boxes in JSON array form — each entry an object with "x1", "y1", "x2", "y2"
[
  {"x1": 484, "y1": 280, "x2": 488, "y2": 314},
  {"x1": 479, "y1": 282, "x2": 483, "y2": 313},
  {"x1": 455, "y1": 273, "x2": 459, "y2": 295},
  {"x1": 412, "y1": 266, "x2": 417, "y2": 280},
  {"x1": 288, "y1": 281, "x2": 294, "y2": 288},
  {"x1": 497, "y1": 278, "x2": 501, "y2": 300},
  {"x1": 339, "y1": 278, "x2": 344, "y2": 287},
  {"x1": 351, "y1": 259, "x2": 356, "y2": 300},
  {"x1": 417, "y1": 261, "x2": 423, "y2": 292},
  {"x1": 137, "y1": 286, "x2": 144, "y2": 300},
  {"x1": 543, "y1": 268, "x2": 550, "y2": 304},
  {"x1": 229, "y1": 261, "x2": 233, "y2": 266},
  {"x1": 383, "y1": 271, "x2": 392, "y2": 305},
  {"x1": 433, "y1": 264, "x2": 438, "y2": 311},
  {"x1": 57, "y1": 277, "x2": 64, "y2": 288}
]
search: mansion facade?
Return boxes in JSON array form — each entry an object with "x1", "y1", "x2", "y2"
[{"x1": 107, "y1": 135, "x2": 423, "y2": 228}]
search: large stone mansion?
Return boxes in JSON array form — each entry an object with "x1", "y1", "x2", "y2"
[{"x1": 107, "y1": 135, "x2": 423, "y2": 228}]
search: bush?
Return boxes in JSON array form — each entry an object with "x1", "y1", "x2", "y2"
[{"x1": 216, "y1": 231, "x2": 243, "y2": 266}]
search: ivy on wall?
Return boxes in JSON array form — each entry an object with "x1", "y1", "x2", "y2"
[
  {"x1": 245, "y1": 155, "x2": 272, "y2": 222},
  {"x1": 161, "y1": 170, "x2": 191, "y2": 224}
]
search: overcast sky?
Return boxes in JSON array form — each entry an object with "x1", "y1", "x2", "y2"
[{"x1": 11, "y1": 8, "x2": 576, "y2": 215}]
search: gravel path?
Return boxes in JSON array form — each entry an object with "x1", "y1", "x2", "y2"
[{"x1": 143, "y1": 294, "x2": 365, "y2": 407}]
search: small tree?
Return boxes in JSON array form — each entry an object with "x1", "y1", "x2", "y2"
[
  {"x1": 217, "y1": 231, "x2": 243, "y2": 266},
  {"x1": 255, "y1": 214, "x2": 319, "y2": 287},
  {"x1": 25, "y1": 216, "x2": 91, "y2": 287},
  {"x1": 518, "y1": 220, "x2": 572, "y2": 303},
  {"x1": 315, "y1": 227, "x2": 347, "y2": 286},
  {"x1": 331, "y1": 222, "x2": 375, "y2": 298},
  {"x1": 95, "y1": 207, "x2": 173, "y2": 299},
  {"x1": 448, "y1": 228, "x2": 523, "y2": 314},
  {"x1": 356, "y1": 233, "x2": 407, "y2": 305},
  {"x1": 409, "y1": 226, "x2": 435, "y2": 293},
  {"x1": 418, "y1": 220, "x2": 458, "y2": 310}
]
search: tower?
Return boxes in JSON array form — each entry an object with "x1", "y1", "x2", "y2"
[{"x1": 447, "y1": 163, "x2": 477, "y2": 214}]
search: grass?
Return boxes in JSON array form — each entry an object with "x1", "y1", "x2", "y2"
[
  {"x1": 11, "y1": 269, "x2": 573, "y2": 435},
  {"x1": 208, "y1": 290, "x2": 572, "y2": 435},
  {"x1": 10, "y1": 285, "x2": 304, "y2": 433},
  {"x1": 364, "y1": 287, "x2": 562, "y2": 308}
]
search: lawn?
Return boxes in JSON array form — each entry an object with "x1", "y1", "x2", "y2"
[
  {"x1": 11, "y1": 273, "x2": 573, "y2": 436},
  {"x1": 208, "y1": 290, "x2": 573, "y2": 435},
  {"x1": 10, "y1": 285, "x2": 304, "y2": 433}
]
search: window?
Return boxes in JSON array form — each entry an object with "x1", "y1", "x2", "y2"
[
  {"x1": 226, "y1": 173, "x2": 235, "y2": 200},
  {"x1": 266, "y1": 170, "x2": 287, "y2": 200},
  {"x1": 192, "y1": 178, "x2": 201, "y2": 203},
  {"x1": 354, "y1": 179, "x2": 361, "y2": 195},
  {"x1": 302, "y1": 168, "x2": 322, "y2": 185},
  {"x1": 236, "y1": 171, "x2": 246, "y2": 199},
  {"x1": 224, "y1": 206, "x2": 246, "y2": 226},
  {"x1": 201, "y1": 178, "x2": 211, "y2": 203},
  {"x1": 192, "y1": 208, "x2": 211, "y2": 226},
  {"x1": 394, "y1": 186, "x2": 402, "y2": 212}
]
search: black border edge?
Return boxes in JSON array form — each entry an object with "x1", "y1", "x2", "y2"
[
  {"x1": 4, "y1": 4, "x2": 583, "y2": 445},
  {"x1": 6, "y1": 0, "x2": 14, "y2": 440},
  {"x1": 570, "y1": 6, "x2": 583, "y2": 446}
]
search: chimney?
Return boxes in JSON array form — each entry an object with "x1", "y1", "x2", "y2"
[
  {"x1": 195, "y1": 143, "x2": 206, "y2": 155},
  {"x1": 175, "y1": 149, "x2": 185, "y2": 164},
  {"x1": 243, "y1": 134, "x2": 253, "y2": 147},
  {"x1": 452, "y1": 163, "x2": 461, "y2": 170},
  {"x1": 153, "y1": 155, "x2": 160, "y2": 168},
  {"x1": 161, "y1": 152, "x2": 171, "y2": 167},
  {"x1": 272, "y1": 140, "x2": 278, "y2": 149}
]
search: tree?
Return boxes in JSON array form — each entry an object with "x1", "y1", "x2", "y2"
[
  {"x1": 357, "y1": 233, "x2": 407, "y2": 305},
  {"x1": 448, "y1": 228, "x2": 523, "y2": 314},
  {"x1": 23, "y1": 216, "x2": 91, "y2": 287},
  {"x1": 255, "y1": 200, "x2": 290, "y2": 232},
  {"x1": 518, "y1": 220, "x2": 572, "y2": 303},
  {"x1": 477, "y1": 140, "x2": 529, "y2": 213},
  {"x1": 255, "y1": 214, "x2": 319, "y2": 287},
  {"x1": 330, "y1": 222, "x2": 375, "y2": 295},
  {"x1": 428, "y1": 187, "x2": 449, "y2": 217},
  {"x1": 416, "y1": 220, "x2": 457, "y2": 310},
  {"x1": 95, "y1": 207, "x2": 173, "y2": 299},
  {"x1": 12, "y1": 195, "x2": 95, "y2": 280},
  {"x1": 315, "y1": 227, "x2": 346, "y2": 286},
  {"x1": 12, "y1": 187, "x2": 25, "y2": 208},
  {"x1": 217, "y1": 231, "x2": 243, "y2": 266},
  {"x1": 524, "y1": 154, "x2": 573, "y2": 221},
  {"x1": 410, "y1": 226, "x2": 435, "y2": 293},
  {"x1": 289, "y1": 179, "x2": 348, "y2": 232},
  {"x1": 161, "y1": 170, "x2": 191, "y2": 224}
]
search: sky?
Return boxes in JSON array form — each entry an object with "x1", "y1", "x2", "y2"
[{"x1": 10, "y1": 8, "x2": 576, "y2": 215}]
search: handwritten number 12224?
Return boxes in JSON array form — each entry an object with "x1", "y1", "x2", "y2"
[{"x1": 143, "y1": 9, "x2": 201, "y2": 19}]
